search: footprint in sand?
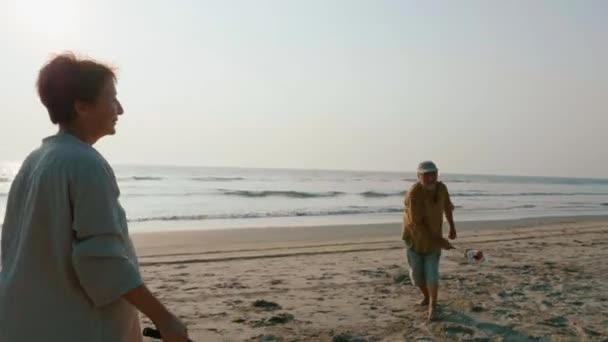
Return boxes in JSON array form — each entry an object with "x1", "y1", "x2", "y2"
[
  {"x1": 444, "y1": 324, "x2": 475, "y2": 336},
  {"x1": 356, "y1": 269, "x2": 389, "y2": 279}
]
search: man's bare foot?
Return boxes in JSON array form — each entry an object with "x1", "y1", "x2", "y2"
[
  {"x1": 427, "y1": 306, "x2": 437, "y2": 322},
  {"x1": 418, "y1": 298, "x2": 429, "y2": 306}
]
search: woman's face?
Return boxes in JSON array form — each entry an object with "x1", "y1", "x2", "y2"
[{"x1": 75, "y1": 78, "x2": 124, "y2": 141}]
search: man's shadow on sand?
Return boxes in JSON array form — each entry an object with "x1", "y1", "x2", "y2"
[{"x1": 435, "y1": 306, "x2": 548, "y2": 342}]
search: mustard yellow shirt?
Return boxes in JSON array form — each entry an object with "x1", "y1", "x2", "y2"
[{"x1": 402, "y1": 181, "x2": 454, "y2": 253}]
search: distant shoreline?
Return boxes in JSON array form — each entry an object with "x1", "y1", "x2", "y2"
[
  {"x1": 131, "y1": 214, "x2": 608, "y2": 257},
  {"x1": 127, "y1": 213, "x2": 608, "y2": 234}
]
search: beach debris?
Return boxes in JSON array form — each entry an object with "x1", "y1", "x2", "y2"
[
  {"x1": 374, "y1": 286, "x2": 391, "y2": 294},
  {"x1": 332, "y1": 333, "x2": 368, "y2": 342},
  {"x1": 258, "y1": 334, "x2": 283, "y2": 342},
  {"x1": 471, "y1": 305, "x2": 486, "y2": 313},
  {"x1": 393, "y1": 269, "x2": 410, "y2": 284},
  {"x1": 252, "y1": 300, "x2": 282, "y2": 311},
  {"x1": 216, "y1": 280, "x2": 248, "y2": 289},
  {"x1": 267, "y1": 313, "x2": 294, "y2": 325},
  {"x1": 251, "y1": 313, "x2": 294, "y2": 327},
  {"x1": 464, "y1": 249, "x2": 487, "y2": 264},
  {"x1": 540, "y1": 316, "x2": 569, "y2": 328},
  {"x1": 224, "y1": 299, "x2": 244, "y2": 306},
  {"x1": 444, "y1": 324, "x2": 475, "y2": 336},
  {"x1": 357, "y1": 269, "x2": 389, "y2": 278}
]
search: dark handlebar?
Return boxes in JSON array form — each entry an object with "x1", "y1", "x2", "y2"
[{"x1": 142, "y1": 327, "x2": 194, "y2": 342}]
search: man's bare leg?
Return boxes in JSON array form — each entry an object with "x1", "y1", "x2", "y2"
[
  {"x1": 418, "y1": 285, "x2": 429, "y2": 306},
  {"x1": 427, "y1": 284, "x2": 438, "y2": 320}
]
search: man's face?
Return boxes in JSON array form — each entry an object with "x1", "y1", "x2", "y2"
[{"x1": 418, "y1": 171, "x2": 438, "y2": 185}]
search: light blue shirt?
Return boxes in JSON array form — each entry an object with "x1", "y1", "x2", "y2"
[{"x1": 0, "y1": 133, "x2": 143, "y2": 342}]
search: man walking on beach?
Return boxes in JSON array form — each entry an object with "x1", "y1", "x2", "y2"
[{"x1": 402, "y1": 161, "x2": 456, "y2": 321}]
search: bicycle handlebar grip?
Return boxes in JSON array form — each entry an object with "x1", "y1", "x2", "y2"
[{"x1": 142, "y1": 327, "x2": 194, "y2": 342}]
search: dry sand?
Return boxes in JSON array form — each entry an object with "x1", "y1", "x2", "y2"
[{"x1": 134, "y1": 216, "x2": 608, "y2": 341}]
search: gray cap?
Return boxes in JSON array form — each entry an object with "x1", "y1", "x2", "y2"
[{"x1": 417, "y1": 160, "x2": 438, "y2": 174}]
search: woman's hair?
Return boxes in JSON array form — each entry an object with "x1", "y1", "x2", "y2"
[{"x1": 36, "y1": 52, "x2": 116, "y2": 124}]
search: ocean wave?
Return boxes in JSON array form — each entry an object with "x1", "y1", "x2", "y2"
[
  {"x1": 117, "y1": 176, "x2": 165, "y2": 182},
  {"x1": 122, "y1": 192, "x2": 210, "y2": 198},
  {"x1": 359, "y1": 190, "x2": 608, "y2": 198},
  {"x1": 403, "y1": 175, "x2": 608, "y2": 186},
  {"x1": 360, "y1": 191, "x2": 406, "y2": 198},
  {"x1": 452, "y1": 192, "x2": 608, "y2": 197},
  {"x1": 127, "y1": 206, "x2": 403, "y2": 223},
  {"x1": 402, "y1": 178, "x2": 471, "y2": 183},
  {"x1": 117, "y1": 189, "x2": 608, "y2": 199},
  {"x1": 467, "y1": 176, "x2": 608, "y2": 186},
  {"x1": 192, "y1": 176, "x2": 245, "y2": 182},
  {"x1": 553, "y1": 204, "x2": 596, "y2": 209},
  {"x1": 218, "y1": 189, "x2": 345, "y2": 198},
  {"x1": 472, "y1": 204, "x2": 537, "y2": 211}
]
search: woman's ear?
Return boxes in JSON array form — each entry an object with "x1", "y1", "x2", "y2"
[{"x1": 74, "y1": 101, "x2": 88, "y2": 118}]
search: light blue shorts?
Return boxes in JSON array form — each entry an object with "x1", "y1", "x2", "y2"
[{"x1": 406, "y1": 244, "x2": 441, "y2": 286}]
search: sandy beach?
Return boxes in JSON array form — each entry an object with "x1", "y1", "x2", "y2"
[{"x1": 134, "y1": 216, "x2": 608, "y2": 341}]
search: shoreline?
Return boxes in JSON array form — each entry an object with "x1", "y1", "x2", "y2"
[{"x1": 131, "y1": 214, "x2": 608, "y2": 256}]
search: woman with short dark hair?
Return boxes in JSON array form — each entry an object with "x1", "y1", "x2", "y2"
[{"x1": 0, "y1": 53, "x2": 188, "y2": 342}]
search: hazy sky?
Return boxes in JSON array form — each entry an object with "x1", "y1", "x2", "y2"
[{"x1": 0, "y1": 0, "x2": 606, "y2": 177}]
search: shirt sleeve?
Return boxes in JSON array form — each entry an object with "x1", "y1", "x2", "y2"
[
  {"x1": 70, "y1": 160, "x2": 143, "y2": 307},
  {"x1": 443, "y1": 183, "x2": 455, "y2": 212}
]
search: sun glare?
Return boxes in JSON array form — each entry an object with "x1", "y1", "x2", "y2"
[{"x1": 13, "y1": 0, "x2": 79, "y2": 40}]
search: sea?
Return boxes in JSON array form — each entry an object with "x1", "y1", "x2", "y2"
[{"x1": 1, "y1": 163, "x2": 608, "y2": 232}]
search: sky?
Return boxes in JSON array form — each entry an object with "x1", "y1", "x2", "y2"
[{"x1": 0, "y1": 0, "x2": 606, "y2": 178}]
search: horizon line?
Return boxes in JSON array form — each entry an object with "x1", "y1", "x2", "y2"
[{"x1": 106, "y1": 162, "x2": 608, "y2": 181}]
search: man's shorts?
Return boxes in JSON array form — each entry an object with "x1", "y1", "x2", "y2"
[{"x1": 406, "y1": 244, "x2": 441, "y2": 286}]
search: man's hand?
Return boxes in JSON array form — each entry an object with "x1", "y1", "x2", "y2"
[
  {"x1": 439, "y1": 238, "x2": 455, "y2": 250},
  {"x1": 448, "y1": 226, "x2": 457, "y2": 240}
]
